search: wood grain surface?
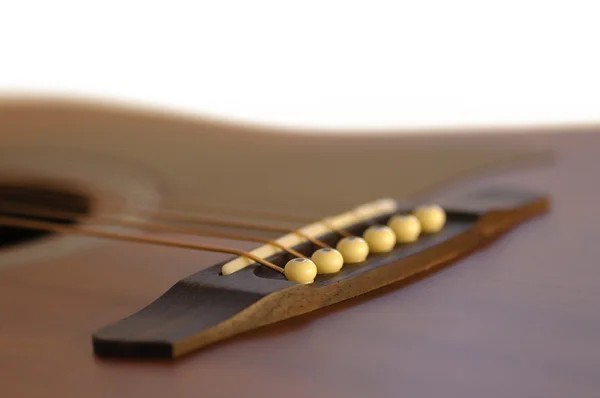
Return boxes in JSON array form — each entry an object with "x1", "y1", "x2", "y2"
[{"x1": 0, "y1": 102, "x2": 599, "y2": 397}]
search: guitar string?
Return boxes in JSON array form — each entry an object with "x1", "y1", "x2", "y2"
[
  {"x1": 167, "y1": 201, "x2": 316, "y2": 223},
  {"x1": 0, "y1": 201, "x2": 309, "y2": 259},
  {"x1": 150, "y1": 212, "x2": 339, "y2": 246},
  {"x1": 161, "y1": 202, "x2": 354, "y2": 238},
  {"x1": 0, "y1": 214, "x2": 285, "y2": 273},
  {"x1": 0, "y1": 199, "x2": 333, "y2": 247},
  {"x1": 155, "y1": 209, "x2": 353, "y2": 239},
  {"x1": 0, "y1": 198, "x2": 361, "y2": 271}
]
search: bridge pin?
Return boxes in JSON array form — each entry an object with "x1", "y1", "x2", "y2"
[
  {"x1": 387, "y1": 214, "x2": 421, "y2": 243},
  {"x1": 311, "y1": 248, "x2": 344, "y2": 274},
  {"x1": 363, "y1": 225, "x2": 396, "y2": 253},
  {"x1": 284, "y1": 258, "x2": 318, "y2": 284},
  {"x1": 414, "y1": 205, "x2": 446, "y2": 234},
  {"x1": 336, "y1": 236, "x2": 369, "y2": 263}
]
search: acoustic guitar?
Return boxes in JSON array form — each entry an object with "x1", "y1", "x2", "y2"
[{"x1": 0, "y1": 97, "x2": 598, "y2": 397}]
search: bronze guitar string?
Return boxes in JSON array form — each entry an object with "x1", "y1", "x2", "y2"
[
  {"x1": 158, "y1": 208, "x2": 354, "y2": 239},
  {"x1": 166, "y1": 201, "x2": 357, "y2": 235},
  {"x1": 0, "y1": 214, "x2": 285, "y2": 273},
  {"x1": 155, "y1": 210, "x2": 333, "y2": 248},
  {"x1": 0, "y1": 199, "x2": 366, "y2": 275},
  {"x1": 0, "y1": 201, "x2": 308, "y2": 259},
  {"x1": 171, "y1": 199, "x2": 385, "y2": 236},
  {"x1": 160, "y1": 200, "x2": 356, "y2": 237},
  {"x1": 167, "y1": 201, "x2": 318, "y2": 224}
]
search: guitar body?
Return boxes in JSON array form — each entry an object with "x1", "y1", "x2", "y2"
[{"x1": 0, "y1": 98, "x2": 599, "y2": 397}]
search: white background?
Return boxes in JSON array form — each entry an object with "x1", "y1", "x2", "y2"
[{"x1": 1, "y1": 0, "x2": 599, "y2": 130}]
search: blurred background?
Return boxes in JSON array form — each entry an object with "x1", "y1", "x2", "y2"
[{"x1": 2, "y1": 0, "x2": 599, "y2": 130}]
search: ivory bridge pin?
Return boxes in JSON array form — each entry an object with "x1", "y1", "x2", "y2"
[
  {"x1": 414, "y1": 205, "x2": 446, "y2": 234},
  {"x1": 363, "y1": 225, "x2": 396, "y2": 253},
  {"x1": 311, "y1": 248, "x2": 344, "y2": 274},
  {"x1": 284, "y1": 258, "x2": 318, "y2": 284}
]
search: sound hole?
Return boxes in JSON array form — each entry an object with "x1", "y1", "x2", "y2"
[{"x1": 0, "y1": 183, "x2": 92, "y2": 248}]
